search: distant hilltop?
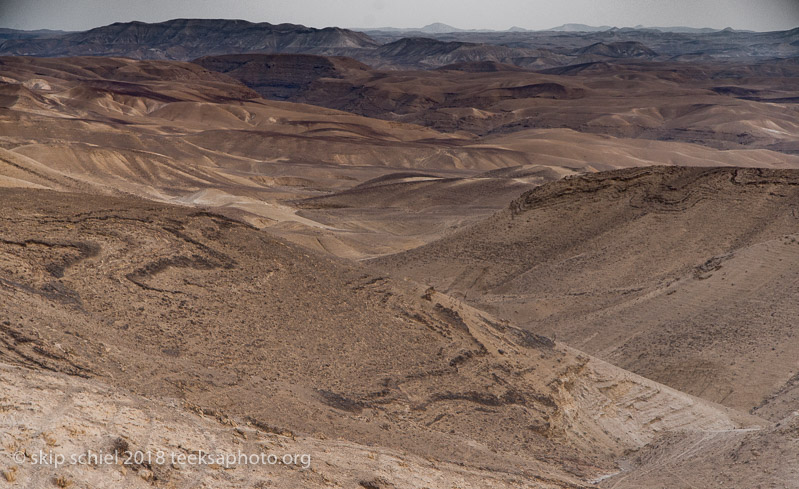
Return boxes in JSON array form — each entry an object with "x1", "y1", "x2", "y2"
[
  {"x1": 0, "y1": 18, "x2": 378, "y2": 59},
  {"x1": 546, "y1": 23, "x2": 614, "y2": 32},
  {"x1": 358, "y1": 22, "x2": 732, "y2": 34}
]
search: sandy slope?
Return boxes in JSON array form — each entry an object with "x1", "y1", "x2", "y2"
[
  {"x1": 374, "y1": 166, "x2": 799, "y2": 420},
  {"x1": 0, "y1": 363, "x2": 562, "y2": 489},
  {"x1": 0, "y1": 188, "x2": 764, "y2": 487},
  {"x1": 599, "y1": 413, "x2": 799, "y2": 488}
]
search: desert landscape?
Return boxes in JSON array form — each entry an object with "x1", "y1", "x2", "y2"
[{"x1": 1, "y1": 3, "x2": 798, "y2": 488}]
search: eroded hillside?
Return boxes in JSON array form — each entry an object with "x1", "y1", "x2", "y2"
[
  {"x1": 0, "y1": 188, "x2": 764, "y2": 487},
  {"x1": 374, "y1": 166, "x2": 799, "y2": 419}
]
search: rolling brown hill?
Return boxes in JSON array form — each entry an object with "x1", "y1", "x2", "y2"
[
  {"x1": 0, "y1": 188, "x2": 761, "y2": 488},
  {"x1": 0, "y1": 55, "x2": 541, "y2": 230},
  {"x1": 3, "y1": 55, "x2": 798, "y2": 259},
  {"x1": 274, "y1": 132, "x2": 799, "y2": 260},
  {"x1": 8, "y1": 55, "x2": 797, "y2": 262},
  {"x1": 282, "y1": 166, "x2": 576, "y2": 259},
  {"x1": 373, "y1": 166, "x2": 799, "y2": 420},
  {"x1": 207, "y1": 54, "x2": 799, "y2": 153}
]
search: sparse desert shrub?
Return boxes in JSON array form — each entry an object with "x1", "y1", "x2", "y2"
[
  {"x1": 43, "y1": 432, "x2": 57, "y2": 446},
  {"x1": 111, "y1": 437, "x2": 130, "y2": 456},
  {"x1": 2, "y1": 467, "x2": 18, "y2": 482},
  {"x1": 54, "y1": 475, "x2": 72, "y2": 487}
]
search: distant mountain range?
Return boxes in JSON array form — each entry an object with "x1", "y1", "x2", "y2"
[
  {"x1": 0, "y1": 18, "x2": 378, "y2": 59},
  {"x1": 0, "y1": 19, "x2": 795, "y2": 68},
  {"x1": 360, "y1": 37, "x2": 570, "y2": 69},
  {"x1": 546, "y1": 23, "x2": 615, "y2": 32},
  {"x1": 358, "y1": 23, "x2": 730, "y2": 34},
  {"x1": 357, "y1": 23, "x2": 483, "y2": 34}
]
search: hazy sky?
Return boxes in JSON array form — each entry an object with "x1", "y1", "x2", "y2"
[{"x1": 1, "y1": 0, "x2": 798, "y2": 32}]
